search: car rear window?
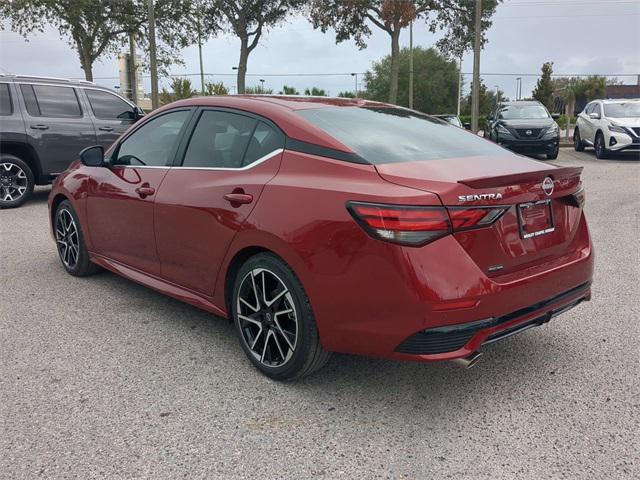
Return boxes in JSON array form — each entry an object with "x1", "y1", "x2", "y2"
[
  {"x1": 20, "y1": 84, "x2": 82, "y2": 118},
  {"x1": 296, "y1": 107, "x2": 508, "y2": 164},
  {"x1": 85, "y1": 89, "x2": 134, "y2": 120},
  {"x1": 0, "y1": 83, "x2": 12, "y2": 115}
]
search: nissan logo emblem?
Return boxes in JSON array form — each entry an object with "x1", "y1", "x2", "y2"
[
  {"x1": 542, "y1": 177, "x2": 554, "y2": 196},
  {"x1": 525, "y1": 129, "x2": 533, "y2": 136}
]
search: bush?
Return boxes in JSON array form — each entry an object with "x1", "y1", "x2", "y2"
[
  {"x1": 555, "y1": 115, "x2": 576, "y2": 129},
  {"x1": 459, "y1": 115, "x2": 487, "y2": 131}
]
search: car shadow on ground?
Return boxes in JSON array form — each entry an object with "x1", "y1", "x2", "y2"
[{"x1": 85, "y1": 265, "x2": 579, "y2": 414}]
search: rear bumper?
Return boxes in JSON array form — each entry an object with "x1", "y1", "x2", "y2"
[
  {"x1": 499, "y1": 137, "x2": 559, "y2": 153},
  {"x1": 313, "y1": 213, "x2": 594, "y2": 362},
  {"x1": 393, "y1": 282, "x2": 590, "y2": 359}
]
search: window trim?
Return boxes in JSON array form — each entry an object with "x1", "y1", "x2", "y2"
[
  {"x1": 173, "y1": 106, "x2": 286, "y2": 171},
  {"x1": 0, "y1": 82, "x2": 14, "y2": 116},
  {"x1": 83, "y1": 87, "x2": 137, "y2": 120},
  {"x1": 110, "y1": 107, "x2": 195, "y2": 168},
  {"x1": 19, "y1": 83, "x2": 83, "y2": 118}
]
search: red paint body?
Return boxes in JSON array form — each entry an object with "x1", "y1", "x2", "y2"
[{"x1": 49, "y1": 96, "x2": 594, "y2": 363}]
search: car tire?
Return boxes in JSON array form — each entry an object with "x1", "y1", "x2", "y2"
[
  {"x1": 231, "y1": 252, "x2": 331, "y2": 380},
  {"x1": 0, "y1": 154, "x2": 35, "y2": 209},
  {"x1": 594, "y1": 132, "x2": 608, "y2": 159},
  {"x1": 546, "y1": 145, "x2": 559, "y2": 160},
  {"x1": 573, "y1": 128, "x2": 585, "y2": 152},
  {"x1": 55, "y1": 200, "x2": 102, "y2": 277}
]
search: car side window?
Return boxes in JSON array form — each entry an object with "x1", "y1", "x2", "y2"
[
  {"x1": 242, "y1": 122, "x2": 285, "y2": 166},
  {"x1": 585, "y1": 103, "x2": 594, "y2": 115},
  {"x1": 85, "y1": 89, "x2": 135, "y2": 120},
  {"x1": 0, "y1": 83, "x2": 12, "y2": 115},
  {"x1": 593, "y1": 103, "x2": 601, "y2": 117},
  {"x1": 19, "y1": 84, "x2": 82, "y2": 117},
  {"x1": 182, "y1": 110, "x2": 257, "y2": 168},
  {"x1": 114, "y1": 110, "x2": 190, "y2": 167}
]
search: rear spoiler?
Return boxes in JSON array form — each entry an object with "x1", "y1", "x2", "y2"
[{"x1": 458, "y1": 166, "x2": 583, "y2": 189}]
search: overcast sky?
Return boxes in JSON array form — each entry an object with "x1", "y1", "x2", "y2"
[{"x1": 1, "y1": 0, "x2": 639, "y2": 103}]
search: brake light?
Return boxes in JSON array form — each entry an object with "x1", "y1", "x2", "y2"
[
  {"x1": 347, "y1": 202, "x2": 450, "y2": 246},
  {"x1": 570, "y1": 187, "x2": 586, "y2": 209},
  {"x1": 447, "y1": 207, "x2": 508, "y2": 230},
  {"x1": 348, "y1": 202, "x2": 508, "y2": 246}
]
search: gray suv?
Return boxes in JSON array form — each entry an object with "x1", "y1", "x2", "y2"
[{"x1": 0, "y1": 75, "x2": 144, "y2": 208}]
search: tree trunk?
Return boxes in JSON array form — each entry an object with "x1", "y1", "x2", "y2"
[
  {"x1": 78, "y1": 47, "x2": 94, "y2": 82},
  {"x1": 237, "y1": 36, "x2": 249, "y2": 94},
  {"x1": 388, "y1": 29, "x2": 401, "y2": 104}
]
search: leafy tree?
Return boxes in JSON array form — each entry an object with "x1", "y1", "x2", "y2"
[
  {"x1": 279, "y1": 85, "x2": 300, "y2": 95},
  {"x1": 204, "y1": 81, "x2": 229, "y2": 95},
  {"x1": 532, "y1": 61, "x2": 554, "y2": 110},
  {"x1": 304, "y1": 87, "x2": 327, "y2": 96},
  {"x1": 364, "y1": 47, "x2": 459, "y2": 114},
  {"x1": 461, "y1": 79, "x2": 508, "y2": 117},
  {"x1": 309, "y1": 0, "x2": 501, "y2": 104},
  {"x1": 160, "y1": 77, "x2": 197, "y2": 104},
  {"x1": 553, "y1": 75, "x2": 607, "y2": 115},
  {"x1": 0, "y1": 0, "x2": 194, "y2": 81},
  {"x1": 337, "y1": 91, "x2": 356, "y2": 98},
  {"x1": 201, "y1": 0, "x2": 305, "y2": 94}
]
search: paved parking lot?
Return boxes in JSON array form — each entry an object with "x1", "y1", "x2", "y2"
[{"x1": 1, "y1": 149, "x2": 639, "y2": 479}]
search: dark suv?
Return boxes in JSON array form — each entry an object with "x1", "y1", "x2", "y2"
[
  {"x1": 0, "y1": 75, "x2": 144, "y2": 208},
  {"x1": 485, "y1": 100, "x2": 561, "y2": 160}
]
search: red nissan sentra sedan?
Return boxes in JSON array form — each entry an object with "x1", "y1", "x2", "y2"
[{"x1": 48, "y1": 96, "x2": 593, "y2": 380}]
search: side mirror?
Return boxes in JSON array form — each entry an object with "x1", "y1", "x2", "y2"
[
  {"x1": 589, "y1": 112, "x2": 601, "y2": 120},
  {"x1": 551, "y1": 113, "x2": 560, "y2": 120},
  {"x1": 464, "y1": 122, "x2": 471, "y2": 130},
  {"x1": 79, "y1": 145, "x2": 105, "y2": 167},
  {"x1": 134, "y1": 106, "x2": 145, "y2": 121}
]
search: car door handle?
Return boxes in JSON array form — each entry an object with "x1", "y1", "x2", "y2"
[
  {"x1": 30, "y1": 124, "x2": 49, "y2": 130},
  {"x1": 223, "y1": 193, "x2": 253, "y2": 205},
  {"x1": 99, "y1": 126, "x2": 114, "y2": 132},
  {"x1": 135, "y1": 185, "x2": 155, "y2": 197}
]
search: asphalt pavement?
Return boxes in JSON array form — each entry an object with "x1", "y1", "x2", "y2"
[{"x1": 1, "y1": 148, "x2": 638, "y2": 479}]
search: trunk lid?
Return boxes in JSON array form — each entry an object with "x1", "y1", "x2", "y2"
[{"x1": 375, "y1": 154, "x2": 584, "y2": 277}]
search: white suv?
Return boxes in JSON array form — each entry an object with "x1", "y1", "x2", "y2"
[{"x1": 574, "y1": 99, "x2": 640, "y2": 158}]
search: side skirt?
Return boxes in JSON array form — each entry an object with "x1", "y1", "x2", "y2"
[{"x1": 89, "y1": 253, "x2": 228, "y2": 318}]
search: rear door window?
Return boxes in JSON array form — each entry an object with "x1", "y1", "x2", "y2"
[
  {"x1": 0, "y1": 83, "x2": 12, "y2": 115},
  {"x1": 85, "y1": 89, "x2": 135, "y2": 120},
  {"x1": 182, "y1": 110, "x2": 257, "y2": 168},
  {"x1": 297, "y1": 106, "x2": 508, "y2": 164},
  {"x1": 20, "y1": 84, "x2": 82, "y2": 117},
  {"x1": 242, "y1": 122, "x2": 285, "y2": 166}
]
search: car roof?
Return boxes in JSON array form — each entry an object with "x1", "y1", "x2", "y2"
[
  {"x1": 599, "y1": 98, "x2": 640, "y2": 103},
  {"x1": 500, "y1": 101, "x2": 543, "y2": 106},
  {"x1": 174, "y1": 94, "x2": 390, "y2": 111},
  {"x1": 0, "y1": 74, "x2": 99, "y2": 87},
  {"x1": 149, "y1": 95, "x2": 396, "y2": 156}
]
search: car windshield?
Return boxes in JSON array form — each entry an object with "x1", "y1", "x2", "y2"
[
  {"x1": 604, "y1": 102, "x2": 640, "y2": 118},
  {"x1": 498, "y1": 105, "x2": 550, "y2": 120},
  {"x1": 296, "y1": 107, "x2": 509, "y2": 164}
]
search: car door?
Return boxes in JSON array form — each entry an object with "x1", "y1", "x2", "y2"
[
  {"x1": 82, "y1": 88, "x2": 140, "y2": 149},
  {"x1": 581, "y1": 103, "x2": 597, "y2": 143},
  {"x1": 154, "y1": 108, "x2": 285, "y2": 295},
  {"x1": 85, "y1": 108, "x2": 193, "y2": 276},
  {"x1": 18, "y1": 83, "x2": 97, "y2": 176}
]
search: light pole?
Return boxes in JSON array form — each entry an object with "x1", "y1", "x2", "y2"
[
  {"x1": 495, "y1": 84, "x2": 500, "y2": 104},
  {"x1": 408, "y1": 20, "x2": 414, "y2": 109},
  {"x1": 456, "y1": 56, "x2": 462, "y2": 117},
  {"x1": 516, "y1": 77, "x2": 521, "y2": 100},
  {"x1": 351, "y1": 73, "x2": 358, "y2": 97},
  {"x1": 259, "y1": 78, "x2": 265, "y2": 93},
  {"x1": 147, "y1": 0, "x2": 159, "y2": 109},
  {"x1": 471, "y1": 0, "x2": 482, "y2": 133}
]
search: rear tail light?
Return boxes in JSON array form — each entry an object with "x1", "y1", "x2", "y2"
[
  {"x1": 347, "y1": 201, "x2": 508, "y2": 246},
  {"x1": 570, "y1": 187, "x2": 586, "y2": 209}
]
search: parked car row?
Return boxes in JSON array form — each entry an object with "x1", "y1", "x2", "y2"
[{"x1": 0, "y1": 75, "x2": 143, "y2": 207}]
